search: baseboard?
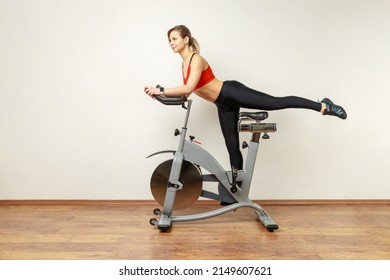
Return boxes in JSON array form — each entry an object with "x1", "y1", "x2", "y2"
[{"x1": 0, "y1": 199, "x2": 389, "y2": 206}]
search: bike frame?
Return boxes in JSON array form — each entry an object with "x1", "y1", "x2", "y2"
[{"x1": 148, "y1": 97, "x2": 278, "y2": 232}]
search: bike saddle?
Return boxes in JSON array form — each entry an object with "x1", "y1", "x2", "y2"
[{"x1": 238, "y1": 111, "x2": 268, "y2": 121}]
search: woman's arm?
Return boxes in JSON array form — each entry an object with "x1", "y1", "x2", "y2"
[{"x1": 144, "y1": 55, "x2": 204, "y2": 97}]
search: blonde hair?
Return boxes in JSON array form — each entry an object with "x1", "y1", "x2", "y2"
[{"x1": 167, "y1": 25, "x2": 200, "y2": 53}]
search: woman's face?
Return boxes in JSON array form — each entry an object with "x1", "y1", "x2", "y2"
[{"x1": 169, "y1": 31, "x2": 188, "y2": 53}]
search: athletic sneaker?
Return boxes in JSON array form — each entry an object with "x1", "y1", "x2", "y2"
[{"x1": 321, "y1": 98, "x2": 347, "y2": 120}]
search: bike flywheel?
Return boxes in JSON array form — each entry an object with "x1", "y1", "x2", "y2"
[{"x1": 150, "y1": 159, "x2": 202, "y2": 210}]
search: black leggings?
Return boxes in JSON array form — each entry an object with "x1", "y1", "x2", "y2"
[{"x1": 214, "y1": 80, "x2": 322, "y2": 170}]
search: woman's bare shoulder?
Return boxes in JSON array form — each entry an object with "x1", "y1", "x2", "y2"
[{"x1": 193, "y1": 53, "x2": 209, "y2": 68}]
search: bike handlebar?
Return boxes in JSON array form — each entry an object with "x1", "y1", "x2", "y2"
[
  {"x1": 154, "y1": 94, "x2": 188, "y2": 106},
  {"x1": 153, "y1": 85, "x2": 187, "y2": 105}
]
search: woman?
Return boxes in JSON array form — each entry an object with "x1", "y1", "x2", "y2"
[{"x1": 144, "y1": 25, "x2": 347, "y2": 171}]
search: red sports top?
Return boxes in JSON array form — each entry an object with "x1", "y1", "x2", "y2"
[{"x1": 183, "y1": 54, "x2": 215, "y2": 90}]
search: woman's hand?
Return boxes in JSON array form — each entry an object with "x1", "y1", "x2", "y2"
[{"x1": 144, "y1": 86, "x2": 161, "y2": 97}]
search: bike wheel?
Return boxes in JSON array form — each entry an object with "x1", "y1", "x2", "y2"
[{"x1": 150, "y1": 159, "x2": 202, "y2": 210}]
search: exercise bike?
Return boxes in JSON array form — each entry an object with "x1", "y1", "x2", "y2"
[{"x1": 147, "y1": 94, "x2": 278, "y2": 232}]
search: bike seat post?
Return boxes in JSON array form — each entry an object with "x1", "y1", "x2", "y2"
[
  {"x1": 238, "y1": 111, "x2": 276, "y2": 196},
  {"x1": 251, "y1": 131, "x2": 261, "y2": 143}
]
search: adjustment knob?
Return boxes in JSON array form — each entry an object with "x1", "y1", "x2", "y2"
[
  {"x1": 242, "y1": 141, "x2": 248, "y2": 149},
  {"x1": 174, "y1": 129, "x2": 180, "y2": 136}
]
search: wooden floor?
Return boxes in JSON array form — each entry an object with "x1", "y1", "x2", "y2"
[{"x1": 0, "y1": 200, "x2": 389, "y2": 260}]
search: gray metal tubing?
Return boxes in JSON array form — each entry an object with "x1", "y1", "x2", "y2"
[
  {"x1": 170, "y1": 201, "x2": 268, "y2": 223},
  {"x1": 177, "y1": 100, "x2": 192, "y2": 153},
  {"x1": 183, "y1": 140, "x2": 230, "y2": 188},
  {"x1": 167, "y1": 152, "x2": 184, "y2": 189},
  {"x1": 161, "y1": 187, "x2": 177, "y2": 217},
  {"x1": 240, "y1": 140, "x2": 260, "y2": 197}
]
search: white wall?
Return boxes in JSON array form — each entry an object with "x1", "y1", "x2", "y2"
[{"x1": 1, "y1": 0, "x2": 389, "y2": 200}]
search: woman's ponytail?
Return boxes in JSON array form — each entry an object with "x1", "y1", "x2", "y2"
[{"x1": 190, "y1": 37, "x2": 200, "y2": 53}]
